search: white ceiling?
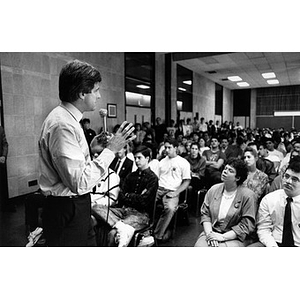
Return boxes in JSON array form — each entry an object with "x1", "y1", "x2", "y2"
[{"x1": 174, "y1": 52, "x2": 300, "y2": 90}]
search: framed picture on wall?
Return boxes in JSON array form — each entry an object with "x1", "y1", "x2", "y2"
[{"x1": 107, "y1": 103, "x2": 117, "y2": 118}]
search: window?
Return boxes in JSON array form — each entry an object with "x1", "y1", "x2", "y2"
[
  {"x1": 125, "y1": 53, "x2": 155, "y2": 124},
  {"x1": 177, "y1": 64, "x2": 193, "y2": 112},
  {"x1": 215, "y1": 83, "x2": 223, "y2": 115}
]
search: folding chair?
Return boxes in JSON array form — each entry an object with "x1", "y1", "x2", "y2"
[
  {"x1": 171, "y1": 188, "x2": 190, "y2": 239},
  {"x1": 131, "y1": 198, "x2": 158, "y2": 247}
]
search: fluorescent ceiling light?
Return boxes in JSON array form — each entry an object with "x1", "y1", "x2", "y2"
[
  {"x1": 237, "y1": 82, "x2": 249, "y2": 87},
  {"x1": 183, "y1": 80, "x2": 192, "y2": 85},
  {"x1": 178, "y1": 87, "x2": 186, "y2": 91},
  {"x1": 274, "y1": 111, "x2": 300, "y2": 116},
  {"x1": 267, "y1": 79, "x2": 279, "y2": 85},
  {"x1": 136, "y1": 84, "x2": 150, "y2": 89},
  {"x1": 262, "y1": 72, "x2": 276, "y2": 79},
  {"x1": 228, "y1": 76, "x2": 242, "y2": 82}
]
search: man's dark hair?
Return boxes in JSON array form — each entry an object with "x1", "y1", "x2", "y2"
[
  {"x1": 243, "y1": 146, "x2": 258, "y2": 158},
  {"x1": 59, "y1": 60, "x2": 102, "y2": 103},
  {"x1": 82, "y1": 118, "x2": 90, "y2": 124},
  {"x1": 226, "y1": 157, "x2": 248, "y2": 186},
  {"x1": 133, "y1": 145, "x2": 151, "y2": 160},
  {"x1": 164, "y1": 137, "x2": 179, "y2": 148},
  {"x1": 287, "y1": 156, "x2": 300, "y2": 174},
  {"x1": 190, "y1": 142, "x2": 200, "y2": 149}
]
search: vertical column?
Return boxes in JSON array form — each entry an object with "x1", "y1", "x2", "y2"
[{"x1": 165, "y1": 53, "x2": 172, "y2": 127}]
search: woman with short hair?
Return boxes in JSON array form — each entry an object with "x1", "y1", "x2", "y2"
[{"x1": 194, "y1": 158, "x2": 256, "y2": 247}]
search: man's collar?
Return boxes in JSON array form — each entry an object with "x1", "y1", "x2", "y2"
[{"x1": 60, "y1": 102, "x2": 83, "y2": 123}]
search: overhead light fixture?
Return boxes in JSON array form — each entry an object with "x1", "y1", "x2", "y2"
[
  {"x1": 177, "y1": 101, "x2": 183, "y2": 110},
  {"x1": 136, "y1": 84, "x2": 150, "y2": 89},
  {"x1": 262, "y1": 72, "x2": 276, "y2": 79},
  {"x1": 237, "y1": 82, "x2": 250, "y2": 87},
  {"x1": 267, "y1": 79, "x2": 279, "y2": 85},
  {"x1": 228, "y1": 76, "x2": 242, "y2": 82},
  {"x1": 178, "y1": 87, "x2": 186, "y2": 91},
  {"x1": 183, "y1": 80, "x2": 192, "y2": 85}
]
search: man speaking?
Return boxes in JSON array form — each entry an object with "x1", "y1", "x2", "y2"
[{"x1": 38, "y1": 59, "x2": 135, "y2": 246}]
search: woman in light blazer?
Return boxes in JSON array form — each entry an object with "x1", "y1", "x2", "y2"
[{"x1": 194, "y1": 157, "x2": 256, "y2": 247}]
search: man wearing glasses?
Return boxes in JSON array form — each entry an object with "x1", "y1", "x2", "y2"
[{"x1": 250, "y1": 156, "x2": 300, "y2": 247}]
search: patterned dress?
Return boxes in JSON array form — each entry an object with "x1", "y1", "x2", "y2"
[{"x1": 243, "y1": 169, "x2": 269, "y2": 203}]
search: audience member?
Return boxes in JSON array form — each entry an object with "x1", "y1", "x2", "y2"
[
  {"x1": 183, "y1": 118, "x2": 193, "y2": 136},
  {"x1": 109, "y1": 145, "x2": 134, "y2": 186},
  {"x1": 154, "y1": 137, "x2": 191, "y2": 242},
  {"x1": 90, "y1": 168, "x2": 120, "y2": 206},
  {"x1": 133, "y1": 122, "x2": 146, "y2": 147},
  {"x1": 202, "y1": 136, "x2": 226, "y2": 188},
  {"x1": 279, "y1": 137, "x2": 300, "y2": 174},
  {"x1": 192, "y1": 116, "x2": 200, "y2": 133},
  {"x1": 194, "y1": 158, "x2": 256, "y2": 247},
  {"x1": 142, "y1": 130, "x2": 158, "y2": 159},
  {"x1": 249, "y1": 156, "x2": 300, "y2": 247},
  {"x1": 91, "y1": 145, "x2": 158, "y2": 246},
  {"x1": 154, "y1": 117, "x2": 167, "y2": 145},
  {"x1": 199, "y1": 117, "x2": 208, "y2": 133},
  {"x1": 264, "y1": 137, "x2": 284, "y2": 171},
  {"x1": 186, "y1": 142, "x2": 206, "y2": 204},
  {"x1": 256, "y1": 143, "x2": 277, "y2": 183},
  {"x1": 199, "y1": 137, "x2": 210, "y2": 156},
  {"x1": 268, "y1": 150, "x2": 300, "y2": 193},
  {"x1": 242, "y1": 146, "x2": 268, "y2": 205},
  {"x1": 81, "y1": 118, "x2": 96, "y2": 152}
]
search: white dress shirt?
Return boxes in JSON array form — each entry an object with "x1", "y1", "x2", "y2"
[
  {"x1": 39, "y1": 102, "x2": 115, "y2": 197},
  {"x1": 257, "y1": 189, "x2": 300, "y2": 247}
]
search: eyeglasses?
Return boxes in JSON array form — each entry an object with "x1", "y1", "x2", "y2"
[{"x1": 283, "y1": 173, "x2": 300, "y2": 184}]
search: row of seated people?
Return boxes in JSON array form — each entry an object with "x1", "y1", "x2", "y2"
[
  {"x1": 195, "y1": 155, "x2": 300, "y2": 247},
  {"x1": 90, "y1": 137, "x2": 191, "y2": 246},
  {"x1": 90, "y1": 130, "x2": 300, "y2": 246},
  {"x1": 90, "y1": 131, "x2": 300, "y2": 247},
  {"x1": 25, "y1": 133, "x2": 300, "y2": 247}
]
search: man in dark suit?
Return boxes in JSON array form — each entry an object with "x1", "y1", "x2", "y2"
[
  {"x1": 110, "y1": 145, "x2": 133, "y2": 186},
  {"x1": 81, "y1": 118, "x2": 96, "y2": 157}
]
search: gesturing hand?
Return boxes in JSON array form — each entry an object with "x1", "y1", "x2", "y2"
[
  {"x1": 0, "y1": 156, "x2": 6, "y2": 164},
  {"x1": 106, "y1": 121, "x2": 136, "y2": 154}
]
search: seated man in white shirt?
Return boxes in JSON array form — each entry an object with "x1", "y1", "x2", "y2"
[
  {"x1": 248, "y1": 156, "x2": 300, "y2": 247},
  {"x1": 154, "y1": 137, "x2": 191, "y2": 242},
  {"x1": 265, "y1": 137, "x2": 284, "y2": 172}
]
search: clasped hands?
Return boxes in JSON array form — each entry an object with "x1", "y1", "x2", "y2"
[{"x1": 206, "y1": 231, "x2": 225, "y2": 247}]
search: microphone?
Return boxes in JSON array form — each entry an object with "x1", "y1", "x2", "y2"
[{"x1": 99, "y1": 108, "x2": 108, "y2": 132}]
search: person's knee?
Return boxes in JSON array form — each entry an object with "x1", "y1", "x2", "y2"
[{"x1": 194, "y1": 233, "x2": 208, "y2": 247}]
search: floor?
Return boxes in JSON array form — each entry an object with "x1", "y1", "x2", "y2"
[{"x1": 0, "y1": 196, "x2": 203, "y2": 247}]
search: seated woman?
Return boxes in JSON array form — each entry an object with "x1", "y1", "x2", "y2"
[
  {"x1": 194, "y1": 157, "x2": 256, "y2": 247},
  {"x1": 242, "y1": 146, "x2": 269, "y2": 206}
]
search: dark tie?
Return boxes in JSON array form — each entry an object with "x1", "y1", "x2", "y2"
[
  {"x1": 115, "y1": 159, "x2": 121, "y2": 174},
  {"x1": 282, "y1": 197, "x2": 294, "y2": 247}
]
